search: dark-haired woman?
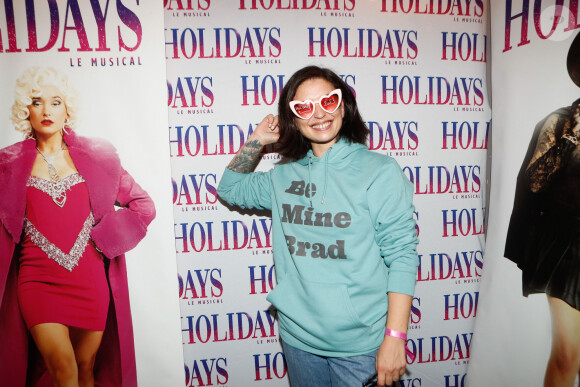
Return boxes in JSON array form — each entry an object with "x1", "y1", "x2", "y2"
[
  {"x1": 505, "y1": 98, "x2": 580, "y2": 387},
  {"x1": 218, "y1": 66, "x2": 418, "y2": 387}
]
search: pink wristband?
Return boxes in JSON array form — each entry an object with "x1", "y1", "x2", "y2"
[
  {"x1": 385, "y1": 329, "x2": 416, "y2": 362},
  {"x1": 385, "y1": 328, "x2": 407, "y2": 340}
]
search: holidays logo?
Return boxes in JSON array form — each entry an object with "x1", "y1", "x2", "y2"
[
  {"x1": 178, "y1": 268, "x2": 223, "y2": 305},
  {"x1": 239, "y1": 73, "x2": 355, "y2": 106},
  {"x1": 241, "y1": 75, "x2": 285, "y2": 105},
  {"x1": 254, "y1": 352, "x2": 287, "y2": 381},
  {"x1": 249, "y1": 264, "x2": 277, "y2": 295},
  {"x1": 402, "y1": 164, "x2": 481, "y2": 197},
  {"x1": 406, "y1": 333, "x2": 472, "y2": 364},
  {"x1": 0, "y1": 0, "x2": 142, "y2": 53},
  {"x1": 238, "y1": 0, "x2": 355, "y2": 13},
  {"x1": 444, "y1": 291, "x2": 479, "y2": 320},
  {"x1": 368, "y1": 120, "x2": 419, "y2": 156},
  {"x1": 174, "y1": 218, "x2": 272, "y2": 253},
  {"x1": 0, "y1": 1, "x2": 143, "y2": 67},
  {"x1": 380, "y1": 0, "x2": 484, "y2": 17},
  {"x1": 381, "y1": 75, "x2": 484, "y2": 107},
  {"x1": 308, "y1": 28, "x2": 418, "y2": 61},
  {"x1": 181, "y1": 309, "x2": 278, "y2": 344},
  {"x1": 165, "y1": 27, "x2": 281, "y2": 60},
  {"x1": 168, "y1": 76, "x2": 214, "y2": 114},
  {"x1": 442, "y1": 121, "x2": 489, "y2": 150},
  {"x1": 417, "y1": 250, "x2": 483, "y2": 282},
  {"x1": 503, "y1": 0, "x2": 580, "y2": 52},
  {"x1": 168, "y1": 122, "x2": 259, "y2": 157},
  {"x1": 172, "y1": 173, "x2": 218, "y2": 211},
  {"x1": 442, "y1": 208, "x2": 486, "y2": 237},
  {"x1": 442, "y1": 32, "x2": 486, "y2": 62},
  {"x1": 185, "y1": 357, "x2": 228, "y2": 386}
]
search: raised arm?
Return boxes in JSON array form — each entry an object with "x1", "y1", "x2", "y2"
[
  {"x1": 217, "y1": 115, "x2": 280, "y2": 210},
  {"x1": 228, "y1": 114, "x2": 280, "y2": 173}
]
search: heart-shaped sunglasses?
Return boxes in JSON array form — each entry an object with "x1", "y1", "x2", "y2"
[{"x1": 289, "y1": 89, "x2": 342, "y2": 120}]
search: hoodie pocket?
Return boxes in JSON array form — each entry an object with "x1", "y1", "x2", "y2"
[{"x1": 267, "y1": 274, "x2": 372, "y2": 352}]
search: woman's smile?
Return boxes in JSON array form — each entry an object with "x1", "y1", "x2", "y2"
[{"x1": 311, "y1": 120, "x2": 332, "y2": 130}]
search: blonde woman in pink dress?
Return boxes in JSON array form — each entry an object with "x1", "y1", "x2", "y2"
[{"x1": 0, "y1": 67, "x2": 155, "y2": 387}]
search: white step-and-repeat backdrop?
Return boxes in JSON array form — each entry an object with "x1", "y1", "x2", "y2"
[{"x1": 165, "y1": 1, "x2": 490, "y2": 386}]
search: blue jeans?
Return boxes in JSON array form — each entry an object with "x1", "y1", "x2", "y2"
[{"x1": 282, "y1": 340, "x2": 378, "y2": 387}]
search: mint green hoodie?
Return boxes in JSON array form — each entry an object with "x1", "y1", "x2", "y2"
[{"x1": 218, "y1": 138, "x2": 418, "y2": 357}]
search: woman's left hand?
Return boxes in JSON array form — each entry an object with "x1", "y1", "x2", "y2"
[{"x1": 375, "y1": 335, "x2": 407, "y2": 387}]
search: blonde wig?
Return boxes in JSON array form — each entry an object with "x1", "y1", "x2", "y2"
[{"x1": 10, "y1": 67, "x2": 79, "y2": 138}]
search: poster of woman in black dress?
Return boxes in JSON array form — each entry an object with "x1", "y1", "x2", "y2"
[{"x1": 505, "y1": 33, "x2": 580, "y2": 387}]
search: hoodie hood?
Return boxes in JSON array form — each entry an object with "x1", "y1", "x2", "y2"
[
  {"x1": 296, "y1": 138, "x2": 368, "y2": 206},
  {"x1": 295, "y1": 137, "x2": 367, "y2": 166}
]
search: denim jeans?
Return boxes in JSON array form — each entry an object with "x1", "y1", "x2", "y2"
[{"x1": 282, "y1": 340, "x2": 378, "y2": 387}]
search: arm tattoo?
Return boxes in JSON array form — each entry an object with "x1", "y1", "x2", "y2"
[{"x1": 228, "y1": 139, "x2": 263, "y2": 173}]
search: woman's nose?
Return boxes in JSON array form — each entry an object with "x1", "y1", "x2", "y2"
[{"x1": 313, "y1": 102, "x2": 325, "y2": 118}]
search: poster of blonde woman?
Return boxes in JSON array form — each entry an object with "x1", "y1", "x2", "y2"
[{"x1": 0, "y1": 2, "x2": 183, "y2": 386}]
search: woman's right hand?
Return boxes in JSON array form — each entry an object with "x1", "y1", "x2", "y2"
[
  {"x1": 250, "y1": 114, "x2": 280, "y2": 146},
  {"x1": 226, "y1": 114, "x2": 280, "y2": 173}
]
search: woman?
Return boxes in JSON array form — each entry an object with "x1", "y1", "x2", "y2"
[
  {"x1": 218, "y1": 66, "x2": 418, "y2": 386},
  {"x1": 505, "y1": 98, "x2": 580, "y2": 386},
  {"x1": 0, "y1": 67, "x2": 155, "y2": 386}
]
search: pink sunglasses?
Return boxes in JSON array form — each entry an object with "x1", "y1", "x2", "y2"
[{"x1": 289, "y1": 89, "x2": 342, "y2": 120}]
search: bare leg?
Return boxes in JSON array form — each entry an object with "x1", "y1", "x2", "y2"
[
  {"x1": 29, "y1": 323, "x2": 78, "y2": 387},
  {"x1": 544, "y1": 296, "x2": 580, "y2": 387},
  {"x1": 69, "y1": 327, "x2": 104, "y2": 387}
]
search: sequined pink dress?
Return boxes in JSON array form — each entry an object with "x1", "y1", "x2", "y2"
[{"x1": 17, "y1": 173, "x2": 109, "y2": 330}]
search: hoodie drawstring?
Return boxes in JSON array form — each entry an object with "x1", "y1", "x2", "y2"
[
  {"x1": 321, "y1": 147, "x2": 331, "y2": 205},
  {"x1": 307, "y1": 157, "x2": 313, "y2": 208}
]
